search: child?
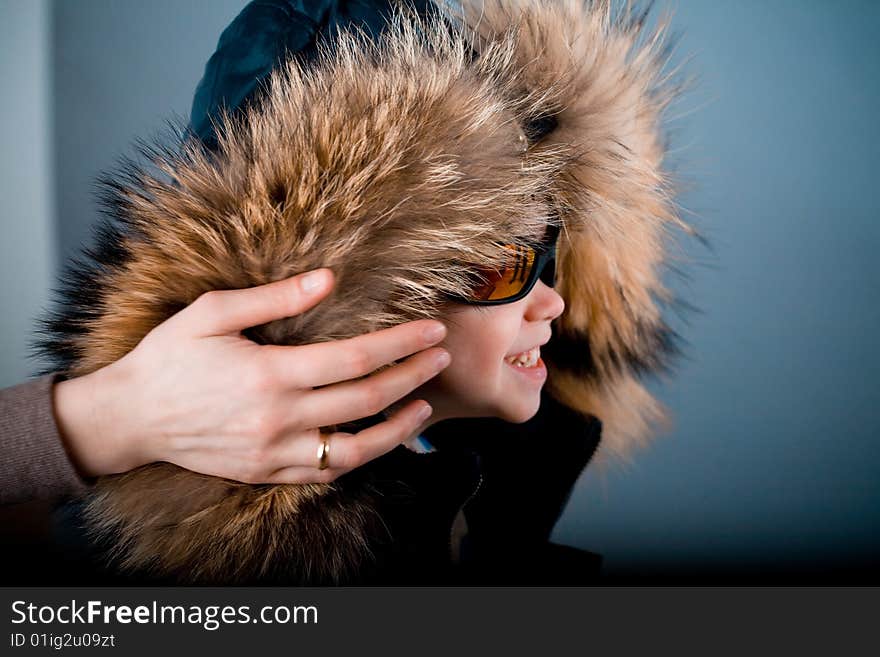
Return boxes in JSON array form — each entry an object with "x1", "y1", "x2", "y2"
[{"x1": 40, "y1": 0, "x2": 693, "y2": 584}]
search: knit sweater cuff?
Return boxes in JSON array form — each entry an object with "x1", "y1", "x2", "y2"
[{"x1": 0, "y1": 373, "x2": 91, "y2": 505}]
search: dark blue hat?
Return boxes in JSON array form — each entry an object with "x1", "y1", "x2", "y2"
[{"x1": 189, "y1": 0, "x2": 439, "y2": 148}]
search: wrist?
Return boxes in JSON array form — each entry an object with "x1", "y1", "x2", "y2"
[{"x1": 51, "y1": 362, "x2": 143, "y2": 477}]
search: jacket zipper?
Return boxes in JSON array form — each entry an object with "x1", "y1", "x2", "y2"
[{"x1": 448, "y1": 470, "x2": 483, "y2": 565}]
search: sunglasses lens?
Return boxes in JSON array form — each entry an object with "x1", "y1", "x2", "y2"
[
  {"x1": 469, "y1": 244, "x2": 536, "y2": 302},
  {"x1": 460, "y1": 226, "x2": 559, "y2": 304}
]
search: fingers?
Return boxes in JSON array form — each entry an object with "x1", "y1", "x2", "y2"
[
  {"x1": 265, "y1": 399, "x2": 432, "y2": 483},
  {"x1": 182, "y1": 269, "x2": 335, "y2": 337},
  {"x1": 260, "y1": 318, "x2": 448, "y2": 389},
  {"x1": 260, "y1": 466, "x2": 347, "y2": 485},
  {"x1": 293, "y1": 346, "x2": 450, "y2": 428}
]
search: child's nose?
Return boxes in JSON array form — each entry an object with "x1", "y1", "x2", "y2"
[{"x1": 525, "y1": 280, "x2": 565, "y2": 322}]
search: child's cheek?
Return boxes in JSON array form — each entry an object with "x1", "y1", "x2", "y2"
[{"x1": 437, "y1": 352, "x2": 491, "y2": 410}]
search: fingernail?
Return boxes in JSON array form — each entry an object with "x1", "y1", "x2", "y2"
[
  {"x1": 301, "y1": 270, "x2": 327, "y2": 293},
  {"x1": 417, "y1": 403, "x2": 433, "y2": 423},
  {"x1": 435, "y1": 350, "x2": 451, "y2": 370},
  {"x1": 422, "y1": 322, "x2": 446, "y2": 343}
]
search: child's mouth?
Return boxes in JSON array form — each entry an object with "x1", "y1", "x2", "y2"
[{"x1": 504, "y1": 346, "x2": 541, "y2": 368}]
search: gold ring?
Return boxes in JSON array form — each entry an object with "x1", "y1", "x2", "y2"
[{"x1": 316, "y1": 434, "x2": 331, "y2": 471}]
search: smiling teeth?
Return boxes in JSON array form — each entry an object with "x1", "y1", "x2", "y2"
[{"x1": 505, "y1": 346, "x2": 540, "y2": 368}]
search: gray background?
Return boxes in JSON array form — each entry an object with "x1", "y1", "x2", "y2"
[{"x1": 1, "y1": 0, "x2": 877, "y2": 577}]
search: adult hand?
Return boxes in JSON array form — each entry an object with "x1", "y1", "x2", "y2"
[{"x1": 52, "y1": 268, "x2": 449, "y2": 484}]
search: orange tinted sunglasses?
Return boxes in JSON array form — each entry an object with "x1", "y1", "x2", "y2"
[{"x1": 451, "y1": 225, "x2": 559, "y2": 305}]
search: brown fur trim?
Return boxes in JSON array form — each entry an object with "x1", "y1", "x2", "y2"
[
  {"x1": 41, "y1": 1, "x2": 696, "y2": 582},
  {"x1": 84, "y1": 465, "x2": 383, "y2": 584}
]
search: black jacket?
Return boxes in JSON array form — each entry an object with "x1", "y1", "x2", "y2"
[{"x1": 353, "y1": 389, "x2": 603, "y2": 584}]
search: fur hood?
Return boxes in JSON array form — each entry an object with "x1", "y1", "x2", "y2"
[{"x1": 41, "y1": 0, "x2": 696, "y2": 583}]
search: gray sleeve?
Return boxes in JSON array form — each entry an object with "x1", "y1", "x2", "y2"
[{"x1": 0, "y1": 374, "x2": 91, "y2": 505}]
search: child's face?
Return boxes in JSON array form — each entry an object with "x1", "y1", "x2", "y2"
[{"x1": 423, "y1": 279, "x2": 566, "y2": 424}]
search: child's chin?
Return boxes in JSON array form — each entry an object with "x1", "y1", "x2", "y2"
[{"x1": 499, "y1": 399, "x2": 542, "y2": 424}]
